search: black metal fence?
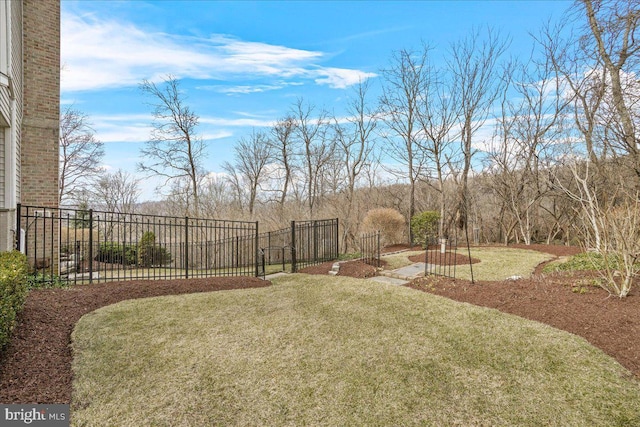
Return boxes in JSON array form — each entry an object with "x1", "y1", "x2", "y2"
[
  {"x1": 17, "y1": 205, "x2": 340, "y2": 284},
  {"x1": 17, "y1": 204, "x2": 260, "y2": 285},
  {"x1": 359, "y1": 231, "x2": 380, "y2": 267},
  {"x1": 259, "y1": 218, "x2": 339, "y2": 273},
  {"x1": 424, "y1": 231, "x2": 459, "y2": 279}
]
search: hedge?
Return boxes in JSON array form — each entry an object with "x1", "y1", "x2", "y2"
[
  {"x1": 95, "y1": 242, "x2": 138, "y2": 265},
  {"x1": 0, "y1": 251, "x2": 28, "y2": 350}
]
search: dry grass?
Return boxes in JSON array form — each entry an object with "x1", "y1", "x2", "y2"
[
  {"x1": 71, "y1": 275, "x2": 640, "y2": 426},
  {"x1": 454, "y1": 247, "x2": 554, "y2": 281},
  {"x1": 382, "y1": 247, "x2": 553, "y2": 281}
]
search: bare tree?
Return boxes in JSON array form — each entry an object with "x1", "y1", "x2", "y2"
[
  {"x1": 487, "y1": 49, "x2": 566, "y2": 244},
  {"x1": 540, "y1": 20, "x2": 609, "y2": 168},
  {"x1": 582, "y1": 0, "x2": 640, "y2": 181},
  {"x1": 291, "y1": 98, "x2": 334, "y2": 218},
  {"x1": 138, "y1": 75, "x2": 206, "y2": 216},
  {"x1": 415, "y1": 44, "x2": 461, "y2": 236},
  {"x1": 379, "y1": 48, "x2": 430, "y2": 243},
  {"x1": 333, "y1": 79, "x2": 378, "y2": 251},
  {"x1": 222, "y1": 129, "x2": 274, "y2": 218},
  {"x1": 448, "y1": 28, "x2": 508, "y2": 230},
  {"x1": 543, "y1": 1, "x2": 640, "y2": 183},
  {"x1": 200, "y1": 174, "x2": 234, "y2": 219},
  {"x1": 268, "y1": 116, "x2": 297, "y2": 210},
  {"x1": 91, "y1": 169, "x2": 141, "y2": 214},
  {"x1": 59, "y1": 106, "x2": 104, "y2": 205}
]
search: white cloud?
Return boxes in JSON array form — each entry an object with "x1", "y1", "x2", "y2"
[
  {"x1": 90, "y1": 114, "x2": 151, "y2": 143},
  {"x1": 202, "y1": 131, "x2": 234, "y2": 141},
  {"x1": 61, "y1": 12, "x2": 374, "y2": 92},
  {"x1": 313, "y1": 67, "x2": 378, "y2": 89},
  {"x1": 92, "y1": 114, "x2": 237, "y2": 143},
  {"x1": 202, "y1": 81, "x2": 305, "y2": 95},
  {"x1": 213, "y1": 84, "x2": 288, "y2": 95},
  {"x1": 199, "y1": 116, "x2": 274, "y2": 128}
]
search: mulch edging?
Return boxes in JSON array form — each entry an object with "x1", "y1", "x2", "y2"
[{"x1": 0, "y1": 277, "x2": 270, "y2": 404}]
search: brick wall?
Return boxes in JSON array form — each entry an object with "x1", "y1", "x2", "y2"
[
  {"x1": 21, "y1": 0, "x2": 59, "y2": 208},
  {"x1": 20, "y1": 0, "x2": 59, "y2": 270}
]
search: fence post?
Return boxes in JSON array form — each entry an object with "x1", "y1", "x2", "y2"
[
  {"x1": 15, "y1": 204, "x2": 21, "y2": 251},
  {"x1": 377, "y1": 230, "x2": 381, "y2": 267},
  {"x1": 255, "y1": 221, "x2": 259, "y2": 277},
  {"x1": 88, "y1": 209, "x2": 94, "y2": 284},
  {"x1": 313, "y1": 220, "x2": 318, "y2": 263},
  {"x1": 335, "y1": 218, "x2": 339, "y2": 260},
  {"x1": 291, "y1": 220, "x2": 297, "y2": 273},
  {"x1": 185, "y1": 217, "x2": 189, "y2": 279}
]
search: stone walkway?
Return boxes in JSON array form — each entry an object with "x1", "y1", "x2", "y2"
[{"x1": 370, "y1": 262, "x2": 428, "y2": 286}]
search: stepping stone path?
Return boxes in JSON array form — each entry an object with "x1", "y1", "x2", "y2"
[{"x1": 330, "y1": 250, "x2": 427, "y2": 286}]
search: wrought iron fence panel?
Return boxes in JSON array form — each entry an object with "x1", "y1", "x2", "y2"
[
  {"x1": 291, "y1": 218, "x2": 339, "y2": 272},
  {"x1": 359, "y1": 231, "x2": 381, "y2": 267},
  {"x1": 16, "y1": 204, "x2": 260, "y2": 285}
]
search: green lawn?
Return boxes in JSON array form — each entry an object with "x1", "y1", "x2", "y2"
[{"x1": 72, "y1": 275, "x2": 640, "y2": 426}]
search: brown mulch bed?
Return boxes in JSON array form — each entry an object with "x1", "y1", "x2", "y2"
[
  {"x1": 0, "y1": 277, "x2": 269, "y2": 404},
  {"x1": 299, "y1": 260, "x2": 382, "y2": 278}
]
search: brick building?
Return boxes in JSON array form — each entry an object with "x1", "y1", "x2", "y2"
[{"x1": 0, "y1": 0, "x2": 60, "y2": 252}]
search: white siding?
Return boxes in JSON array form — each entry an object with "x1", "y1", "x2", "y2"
[{"x1": 0, "y1": 0, "x2": 21, "y2": 250}]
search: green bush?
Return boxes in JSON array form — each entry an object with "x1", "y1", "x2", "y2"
[
  {"x1": 0, "y1": 251, "x2": 28, "y2": 350},
  {"x1": 26, "y1": 273, "x2": 68, "y2": 290},
  {"x1": 95, "y1": 242, "x2": 138, "y2": 265},
  {"x1": 543, "y1": 251, "x2": 610, "y2": 273},
  {"x1": 411, "y1": 211, "x2": 441, "y2": 248},
  {"x1": 138, "y1": 232, "x2": 172, "y2": 267}
]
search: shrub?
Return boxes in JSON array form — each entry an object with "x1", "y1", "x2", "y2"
[
  {"x1": 26, "y1": 273, "x2": 68, "y2": 290},
  {"x1": 0, "y1": 251, "x2": 28, "y2": 350},
  {"x1": 138, "y1": 232, "x2": 172, "y2": 267},
  {"x1": 411, "y1": 211, "x2": 441, "y2": 248},
  {"x1": 361, "y1": 208, "x2": 406, "y2": 247},
  {"x1": 95, "y1": 242, "x2": 138, "y2": 265},
  {"x1": 545, "y1": 252, "x2": 608, "y2": 273}
]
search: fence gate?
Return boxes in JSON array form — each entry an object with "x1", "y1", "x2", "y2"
[{"x1": 258, "y1": 218, "x2": 339, "y2": 274}]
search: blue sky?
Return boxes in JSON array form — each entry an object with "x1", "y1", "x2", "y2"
[{"x1": 61, "y1": 0, "x2": 571, "y2": 200}]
